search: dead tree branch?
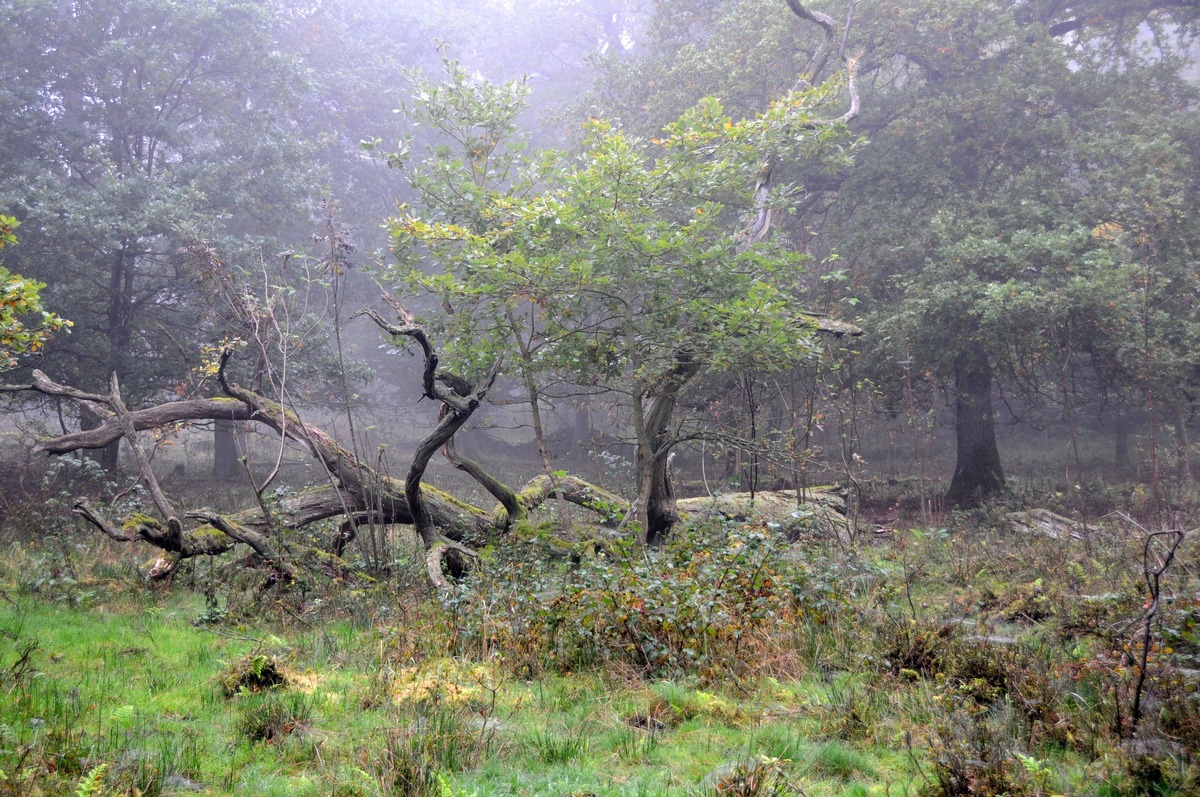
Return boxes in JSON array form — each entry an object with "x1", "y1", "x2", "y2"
[
  {"x1": 107, "y1": 373, "x2": 184, "y2": 548},
  {"x1": 358, "y1": 293, "x2": 503, "y2": 587},
  {"x1": 444, "y1": 432, "x2": 525, "y2": 528},
  {"x1": 746, "y1": 1, "x2": 862, "y2": 246},
  {"x1": 8, "y1": 309, "x2": 650, "y2": 589},
  {"x1": 1130, "y1": 527, "x2": 1185, "y2": 735},
  {"x1": 185, "y1": 509, "x2": 300, "y2": 582}
]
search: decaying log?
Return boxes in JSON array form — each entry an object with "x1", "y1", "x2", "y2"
[
  {"x1": 678, "y1": 488, "x2": 848, "y2": 540},
  {"x1": 17, "y1": 353, "x2": 828, "y2": 589},
  {"x1": 1006, "y1": 508, "x2": 1085, "y2": 540},
  {"x1": 506, "y1": 474, "x2": 630, "y2": 528}
]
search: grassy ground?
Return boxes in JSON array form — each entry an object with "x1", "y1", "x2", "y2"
[{"x1": 1, "y1": 503, "x2": 1198, "y2": 796}]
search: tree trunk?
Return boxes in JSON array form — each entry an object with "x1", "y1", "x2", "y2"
[
  {"x1": 506, "y1": 307, "x2": 571, "y2": 534},
  {"x1": 637, "y1": 353, "x2": 703, "y2": 547},
  {"x1": 1175, "y1": 404, "x2": 1192, "y2": 482},
  {"x1": 99, "y1": 439, "x2": 120, "y2": 471},
  {"x1": 101, "y1": 244, "x2": 136, "y2": 472},
  {"x1": 945, "y1": 342, "x2": 1005, "y2": 506},
  {"x1": 1114, "y1": 409, "x2": 1132, "y2": 474},
  {"x1": 212, "y1": 418, "x2": 243, "y2": 479},
  {"x1": 643, "y1": 445, "x2": 678, "y2": 546}
]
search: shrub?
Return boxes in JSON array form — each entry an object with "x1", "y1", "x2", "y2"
[
  {"x1": 923, "y1": 704, "x2": 1030, "y2": 797},
  {"x1": 455, "y1": 519, "x2": 845, "y2": 679},
  {"x1": 705, "y1": 756, "x2": 797, "y2": 797},
  {"x1": 219, "y1": 653, "x2": 289, "y2": 696}
]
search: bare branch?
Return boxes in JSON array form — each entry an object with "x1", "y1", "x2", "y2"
[
  {"x1": 746, "y1": 2, "x2": 864, "y2": 247},
  {"x1": 786, "y1": 0, "x2": 839, "y2": 80},
  {"x1": 30, "y1": 398, "x2": 254, "y2": 454},
  {"x1": 444, "y1": 431, "x2": 525, "y2": 527},
  {"x1": 108, "y1": 372, "x2": 183, "y2": 546},
  {"x1": 361, "y1": 297, "x2": 505, "y2": 586},
  {"x1": 185, "y1": 509, "x2": 300, "y2": 581},
  {"x1": 72, "y1": 498, "x2": 137, "y2": 543},
  {"x1": 2, "y1": 369, "x2": 114, "y2": 421}
]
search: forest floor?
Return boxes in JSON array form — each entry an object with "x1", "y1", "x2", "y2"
[{"x1": 1, "y1": 497, "x2": 1198, "y2": 797}]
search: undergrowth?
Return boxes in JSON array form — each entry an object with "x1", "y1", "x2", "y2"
[
  {"x1": 451, "y1": 519, "x2": 850, "y2": 680},
  {"x1": 0, "y1": 498, "x2": 1197, "y2": 796}
]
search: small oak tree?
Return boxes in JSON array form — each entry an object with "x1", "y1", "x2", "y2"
[{"x1": 386, "y1": 60, "x2": 858, "y2": 544}]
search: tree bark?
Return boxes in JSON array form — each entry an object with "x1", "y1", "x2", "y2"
[
  {"x1": 945, "y1": 342, "x2": 1005, "y2": 506},
  {"x1": 1114, "y1": 409, "x2": 1132, "y2": 474},
  {"x1": 212, "y1": 418, "x2": 243, "y2": 480},
  {"x1": 637, "y1": 353, "x2": 703, "y2": 546}
]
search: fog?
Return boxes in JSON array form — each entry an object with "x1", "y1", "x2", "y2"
[{"x1": 2, "y1": 0, "x2": 1198, "y2": 541}]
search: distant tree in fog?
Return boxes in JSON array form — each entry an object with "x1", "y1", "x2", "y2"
[{"x1": 600, "y1": 0, "x2": 1200, "y2": 504}]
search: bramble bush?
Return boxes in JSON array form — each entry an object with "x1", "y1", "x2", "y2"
[{"x1": 450, "y1": 519, "x2": 846, "y2": 679}]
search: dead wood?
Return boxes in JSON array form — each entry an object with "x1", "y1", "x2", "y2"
[
  {"x1": 7, "y1": 298, "x2": 693, "y2": 589},
  {"x1": 678, "y1": 488, "x2": 849, "y2": 540},
  {"x1": 357, "y1": 295, "x2": 503, "y2": 585},
  {"x1": 1006, "y1": 508, "x2": 1085, "y2": 540}
]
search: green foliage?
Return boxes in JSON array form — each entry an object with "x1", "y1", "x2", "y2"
[
  {"x1": 0, "y1": 216, "x2": 69, "y2": 370},
  {"x1": 220, "y1": 654, "x2": 288, "y2": 696},
  {"x1": 0, "y1": 0, "x2": 317, "y2": 397},
  {"x1": 381, "y1": 56, "x2": 857, "y2": 535},
  {"x1": 525, "y1": 726, "x2": 589, "y2": 765},
  {"x1": 597, "y1": 0, "x2": 820, "y2": 129},
  {"x1": 839, "y1": 0, "x2": 1200, "y2": 499},
  {"x1": 73, "y1": 764, "x2": 107, "y2": 797},
  {"x1": 810, "y1": 742, "x2": 877, "y2": 781},
  {"x1": 376, "y1": 702, "x2": 489, "y2": 797},
  {"x1": 5, "y1": 503, "x2": 1200, "y2": 796},
  {"x1": 613, "y1": 0, "x2": 1200, "y2": 505},
  {"x1": 455, "y1": 519, "x2": 843, "y2": 678}
]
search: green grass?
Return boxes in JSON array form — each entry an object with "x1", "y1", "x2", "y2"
[
  {"x1": 1, "y1": 506, "x2": 1197, "y2": 797},
  {"x1": 0, "y1": 589, "x2": 898, "y2": 796}
]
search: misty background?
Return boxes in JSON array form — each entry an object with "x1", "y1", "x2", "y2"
[{"x1": 2, "y1": 0, "x2": 1198, "y2": 523}]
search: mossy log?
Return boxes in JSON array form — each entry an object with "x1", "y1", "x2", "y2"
[
  {"x1": 9, "y1": 356, "x2": 630, "y2": 589},
  {"x1": 677, "y1": 488, "x2": 848, "y2": 540}
]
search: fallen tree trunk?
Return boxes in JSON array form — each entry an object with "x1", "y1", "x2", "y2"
[
  {"x1": 5, "y1": 296, "x2": 847, "y2": 589},
  {"x1": 678, "y1": 488, "x2": 849, "y2": 541},
  {"x1": 2, "y1": 307, "x2": 628, "y2": 588},
  {"x1": 1006, "y1": 508, "x2": 1085, "y2": 540}
]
